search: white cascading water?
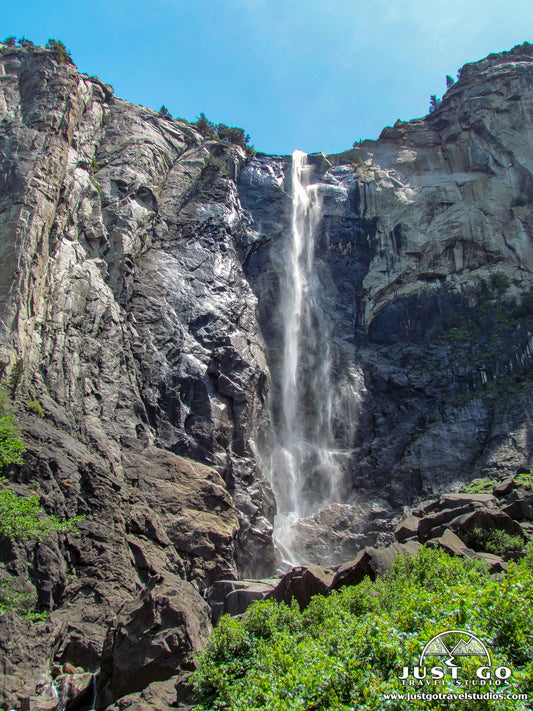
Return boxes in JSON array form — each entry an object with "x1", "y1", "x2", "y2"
[{"x1": 270, "y1": 150, "x2": 357, "y2": 563}]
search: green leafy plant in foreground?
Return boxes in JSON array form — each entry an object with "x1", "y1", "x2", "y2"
[{"x1": 191, "y1": 547, "x2": 533, "y2": 710}]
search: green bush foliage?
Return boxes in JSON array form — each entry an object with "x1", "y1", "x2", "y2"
[
  {"x1": 463, "y1": 527, "x2": 525, "y2": 557},
  {"x1": 0, "y1": 390, "x2": 25, "y2": 468},
  {"x1": 194, "y1": 113, "x2": 253, "y2": 152},
  {"x1": 0, "y1": 415, "x2": 25, "y2": 468},
  {"x1": 490, "y1": 271, "x2": 510, "y2": 293},
  {"x1": 461, "y1": 478, "x2": 494, "y2": 495},
  {"x1": 0, "y1": 569, "x2": 47, "y2": 621},
  {"x1": 0, "y1": 479, "x2": 84, "y2": 542},
  {"x1": 429, "y1": 95, "x2": 441, "y2": 113},
  {"x1": 0, "y1": 396, "x2": 82, "y2": 543},
  {"x1": 192, "y1": 547, "x2": 533, "y2": 710},
  {"x1": 195, "y1": 113, "x2": 218, "y2": 139},
  {"x1": 18, "y1": 37, "x2": 35, "y2": 48},
  {"x1": 515, "y1": 471, "x2": 533, "y2": 492},
  {"x1": 45, "y1": 38, "x2": 72, "y2": 64},
  {"x1": 26, "y1": 400, "x2": 44, "y2": 418}
]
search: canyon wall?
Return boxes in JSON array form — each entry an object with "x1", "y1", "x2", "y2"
[{"x1": 0, "y1": 40, "x2": 533, "y2": 709}]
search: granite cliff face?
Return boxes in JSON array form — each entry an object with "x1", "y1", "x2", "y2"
[
  {"x1": 239, "y1": 42, "x2": 533, "y2": 562},
  {"x1": 1, "y1": 40, "x2": 533, "y2": 709},
  {"x1": 0, "y1": 43, "x2": 274, "y2": 709}
]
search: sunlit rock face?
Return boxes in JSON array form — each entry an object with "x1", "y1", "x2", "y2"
[
  {"x1": 0, "y1": 42, "x2": 274, "y2": 710},
  {"x1": 2, "y1": 39, "x2": 533, "y2": 708},
  {"x1": 238, "y1": 43, "x2": 533, "y2": 564}
]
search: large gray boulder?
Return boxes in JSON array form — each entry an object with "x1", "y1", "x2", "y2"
[{"x1": 95, "y1": 576, "x2": 212, "y2": 709}]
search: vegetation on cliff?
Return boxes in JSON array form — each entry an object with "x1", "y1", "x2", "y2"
[
  {"x1": 191, "y1": 548, "x2": 533, "y2": 710},
  {"x1": 0, "y1": 393, "x2": 83, "y2": 619}
]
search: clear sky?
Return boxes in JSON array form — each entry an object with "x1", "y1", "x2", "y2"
[{"x1": 3, "y1": 1, "x2": 533, "y2": 155}]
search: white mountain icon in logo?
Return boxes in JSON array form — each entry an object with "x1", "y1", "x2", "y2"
[{"x1": 420, "y1": 630, "x2": 491, "y2": 668}]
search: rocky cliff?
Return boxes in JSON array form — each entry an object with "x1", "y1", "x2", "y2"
[{"x1": 1, "y1": 40, "x2": 533, "y2": 709}]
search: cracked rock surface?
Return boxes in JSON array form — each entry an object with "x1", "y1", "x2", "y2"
[{"x1": 2, "y1": 41, "x2": 533, "y2": 709}]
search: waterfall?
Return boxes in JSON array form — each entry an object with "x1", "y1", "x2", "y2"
[{"x1": 270, "y1": 150, "x2": 352, "y2": 564}]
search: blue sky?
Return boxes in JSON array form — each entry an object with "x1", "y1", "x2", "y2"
[{"x1": 3, "y1": 1, "x2": 533, "y2": 154}]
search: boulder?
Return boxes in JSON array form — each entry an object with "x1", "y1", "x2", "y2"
[
  {"x1": 104, "y1": 675, "x2": 187, "y2": 711},
  {"x1": 225, "y1": 581, "x2": 278, "y2": 617},
  {"x1": 438, "y1": 493, "x2": 496, "y2": 509},
  {"x1": 417, "y1": 505, "x2": 475, "y2": 540},
  {"x1": 472, "y1": 552, "x2": 508, "y2": 574},
  {"x1": 95, "y1": 575, "x2": 212, "y2": 709},
  {"x1": 394, "y1": 514, "x2": 421, "y2": 542},
  {"x1": 331, "y1": 542, "x2": 419, "y2": 591},
  {"x1": 53, "y1": 671, "x2": 95, "y2": 710},
  {"x1": 493, "y1": 477, "x2": 516, "y2": 497},
  {"x1": 206, "y1": 578, "x2": 279, "y2": 622},
  {"x1": 449, "y1": 508, "x2": 525, "y2": 540},
  {"x1": 502, "y1": 490, "x2": 533, "y2": 521},
  {"x1": 269, "y1": 566, "x2": 335, "y2": 610},
  {"x1": 426, "y1": 529, "x2": 476, "y2": 558}
]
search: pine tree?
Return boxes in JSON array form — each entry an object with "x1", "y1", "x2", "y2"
[{"x1": 429, "y1": 95, "x2": 441, "y2": 113}]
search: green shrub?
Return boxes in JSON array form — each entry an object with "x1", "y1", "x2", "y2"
[
  {"x1": 0, "y1": 391, "x2": 25, "y2": 468},
  {"x1": 429, "y1": 95, "x2": 441, "y2": 113},
  {"x1": 17, "y1": 37, "x2": 35, "y2": 48},
  {"x1": 45, "y1": 38, "x2": 72, "y2": 64},
  {"x1": 90, "y1": 176, "x2": 101, "y2": 195},
  {"x1": 512, "y1": 288, "x2": 533, "y2": 317},
  {"x1": 194, "y1": 113, "x2": 253, "y2": 151},
  {"x1": 490, "y1": 270, "x2": 510, "y2": 292},
  {"x1": 461, "y1": 478, "x2": 493, "y2": 495},
  {"x1": 159, "y1": 105, "x2": 172, "y2": 118},
  {"x1": 515, "y1": 471, "x2": 533, "y2": 492},
  {"x1": 0, "y1": 569, "x2": 41, "y2": 620},
  {"x1": 351, "y1": 156, "x2": 367, "y2": 169},
  {"x1": 2, "y1": 36, "x2": 16, "y2": 47},
  {"x1": 0, "y1": 417, "x2": 25, "y2": 468},
  {"x1": 463, "y1": 527, "x2": 524, "y2": 556},
  {"x1": 439, "y1": 327, "x2": 470, "y2": 343},
  {"x1": 191, "y1": 547, "x2": 533, "y2": 709},
  {"x1": 216, "y1": 123, "x2": 250, "y2": 149},
  {"x1": 8, "y1": 358, "x2": 24, "y2": 399},
  {"x1": 0, "y1": 478, "x2": 83, "y2": 542},
  {"x1": 26, "y1": 400, "x2": 44, "y2": 418},
  {"x1": 195, "y1": 113, "x2": 217, "y2": 139},
  {"x1": 511, "y1": 195, "x2": 528, "y2": 208}
]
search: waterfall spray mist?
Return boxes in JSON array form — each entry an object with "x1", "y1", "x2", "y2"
[{"x1": 269, "y1": 150, "x2": 355, "y2": 564}]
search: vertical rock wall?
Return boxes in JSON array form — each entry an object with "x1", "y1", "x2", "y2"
[
  {"x1": 2, "y1": 39, "x2": 533, "y2": 709},
  {"x1": 0, "y1": 44, "x2": 274, "y2": 708},
  {"x1": 238, "y1": 43, "x2": 533, "y2": 562}
]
